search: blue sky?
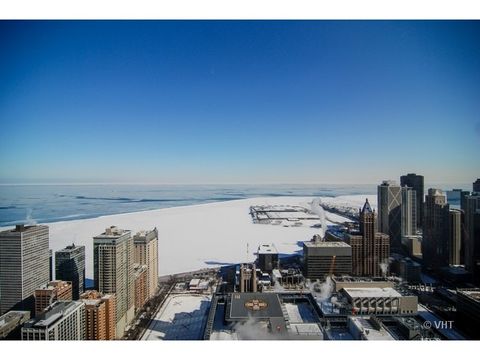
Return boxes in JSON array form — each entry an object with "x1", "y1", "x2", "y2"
[{"x1": 0, "y1": 21, "x2": 479, "y2": 184}]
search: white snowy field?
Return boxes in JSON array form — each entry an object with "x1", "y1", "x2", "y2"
[
  {"x1": 0, "y1": 196, "x2": 369, "y2": 278},
  {"x1": 318, "y1": 194, "x2": 377, "y2": 218},
  {"x1": 142, "y1": 294, "x2": 211, "y2": 340}
]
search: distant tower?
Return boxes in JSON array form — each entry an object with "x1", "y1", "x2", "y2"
[
  {"x1": 94, "y1": 226, "x2": 134, "y2": 339},
  {"x1": 347, "y1": 199, "x2": 390, "y2": 277},
  {"x1": 464, "y1": 194, "x2": 480, "y2": 280},
  {"x1": 473, "y1": 179, "x2": 480, "y2": 193},
  {"x1": 239, "y1": 264, "x2": 257, "y2": 292},
  {"x1": 0, "y1": 225, "x2": 50, "y2": 315},
  {"x1": 401, "y1": 186, "x2": 417, "y2": 237},
  {"x1": 400, "y1": 173, "x2": 424, "y2": 228},
  {"x1": 448, "y1": 209, "x2": 463, "y2": 266},
  {"x1": 378, "y1": 180, "x2": 402, "y2": 251},
  {"x1": 423, "y1": 189, "x2": 450, "y2": 270},
  {"x1": 55, "y1": 244, "x2": 85, "y2": 300}
]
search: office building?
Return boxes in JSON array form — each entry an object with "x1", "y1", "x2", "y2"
[
  {"x1": 448, "y1": 209, "x2": 463, "y2": 266},
  {"x1": 474, "y1": 179, "x2": 480, "y2": 193},
  {"x1": 0, "y1": 311, "x2": 30, "y2": 340},
  {"x1": 346, "y1": 199, "x2": 390, "y2": 277},
  {"x1": 464, "y1": 195, "x2": 480, "y2": 281},
  {"x1": 94, "y1": 226, "x2": 134, "y2": 339},
  {"x1": 303, "y1": 235, "x2": 352, "y2": 279},
  {"x1": 34, "y1": 280, "x2": 72, "y2": 316},
  {"x1": 423, "y1": 189, "x2": 450, "y2": 270},
  {"x1": 80, "y1": 290, "x2": 116, "y2": 340},
  {"x1": 49, "y1": 250, "x2": 53, "y2": 282},
  {"x1": 401, "y1": 186, "x2": 417, "y2": 237},
  {"x1": 257, "y1": 244, "x2": 279, "y2": 272},
  {"x1": 134, "y1": 264, "x2": 148, "y2": 311},
  {"x1": 22, "y1": 301, "x2": 85, "y2": 340},
  {"x1": 400, "y1": 173, "x2": 424, "y2": 228},
  {"x1": 378, "y1": 181, "x2": 402, "y2": 251},
  {"x1": 0, "y1": 225, "x2": 50, "y2": 315},
  {"x1": 55, "y1": 244, "x2": 85, "y2": 300},
  {"x1": 133, "y1": 228, "x2": 159, "y2": 299}
]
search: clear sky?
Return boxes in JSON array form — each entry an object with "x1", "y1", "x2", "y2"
[{"x1": 0, "y1": 21, "x2": 479, "y2": 184}]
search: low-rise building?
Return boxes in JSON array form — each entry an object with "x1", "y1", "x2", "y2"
[
  {"x1": 342, "y1": 287, "x2": 417, "y2": 315},
  {"x1": 0, "y1": 311, "x2": 30, "y2": 340}
]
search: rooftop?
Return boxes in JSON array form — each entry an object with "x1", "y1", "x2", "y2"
[
  {"x1": 304, "y1": 240, "x2": 350, "y2": 248},
  {"x1": 24, "y1": 301, "x2": 83, "y2": 328},
  {"x1": 257, "y1": 243, "x2": 279, "y2": 255},
  {"x1": 343, "y1": 287, "x2": 402, "y2": 298},
  {"x1": 458, "y1": 288, "x2": 480, "y2": 302},
  {"x1": 349, "y1": 316, "x2": 395, "y2": 340},
  {"x1": 228, "y1": 292, "x2": 284, "y2": 320}
]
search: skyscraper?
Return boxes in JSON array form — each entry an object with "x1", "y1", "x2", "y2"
[
  {"x1": 94, "y1": 226, "x2": 134, "y2": 339},
  {"x1": 133, "y1": 228, "x2": 159, "y2": 299},
  {"x1": 464, "y1": 194, "x2": 480, "y2": 279},
  {"x1": 401, "y1": 186, "x2": 417, "y2": 237},
  {"x1": 423, "y1": 189, "x2": 450, "y2": 270},
  {"x1": 473, "y1": 179, "x2": 480, "y2": 193},
  {"x1": 0, "y1": 225, "x2": 50, "y2": 315},
  {"x1": 55, "y1": 244, "x2": 85, "y2": 300},
  {"x1": 400, "y1": 173, "x2": 424, "y2": 228},
  {"x1": 347, "y1": 199, "x2": 390, "y2": 277},
  {"x1": 448, "y1": 209, "x2": 463, "y2": 266},
  {"x1": 378, "y1": 180, "x2": 402, "y2": 251}
]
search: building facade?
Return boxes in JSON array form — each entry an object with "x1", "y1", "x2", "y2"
[
  {"x1": 80, "y1": 290, "x2": 116, "y2": 340},
  {"x1": 378, "y1": 181, "x2": 402, "y2": 251},
  {"x1": 347, "y1": 199, "x2": 390, "y2": 277},
  {"x1": 0, "y1": 225, "x2": 50, "y2": 315},
  {"x1": 400, "y1": 173, "x2": 424, "y2": 228},
  {"x1": 464, "y1": 195, "x2": 480, "y2": 280},
  {"x1": 34, "y1": 280, "x2": 72, "y2": 316},
  {"x1": 473, "y1": 179, "x2": 480, "y2": 193},
  {"x1": 401, "y1": 186, "x2": 417, "y2": 237},
  {"x1": 55, "y1": 244, "x2": 86, "y2": 300},
  {"x1": 134, "y1": 264, "x2": 148, "y2": 311},
  {"x1": 423, "y1": 189, "x2": 450, "y2": 270},
  {"x1": 448, "y1": 209, "x2": 463, "y2": 266},
  {"x1": 94, "y1": 226, "x2": 134, "y2": 339},
  {"x1": 133, "y1": 228, "x2": 159, "y2": 299},
  {"x1": 257, "y1": 244, "x2": 279, "y2": 272},
  {"x1": 21, "y1": 301, "x2": 85, "y2": 340},
  {"x1": 303, "y1": 236, "x2": 352, "y2": 279}
]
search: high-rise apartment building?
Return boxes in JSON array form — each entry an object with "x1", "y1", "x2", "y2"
[
  {"x1": 0, "y1": 225, "x2": 50, "y2": 315},
  {"x1": 133, "y1": 264, "x2": 148, "y2": 311},
  {"x1": 346, "y1": 199, "x2": 390, "y2": 277},
  {"x1": 133, "y1": 228, "x2": 159, "y2": 299},
  {"x1": 378, "y1": 180, "x2": 402, "y2": 251},
  {"x1": 423, "y1": 189, "x2": 450, "y2": 269},
  {"x1": 55, "y1": 244, "x2": 85, "y2": 300},
  {"x1": 34, "y1": 280, "x2": 72, "y2": 316},
  {"x1": 448, "y1": 209, "x2": 463, "y2": 266},
  {"x1": 94, "y1": 226, "x2": 134, "y2": 339},
  {"x1": 21, "y1": 301, "x2": 85, "y2": 340},
  {"x1": 400, "y1": 173, "x2": 424, "y2": 228},
  {"x1": 80, "y1": 290, "x2": 116, "y2": 340}
]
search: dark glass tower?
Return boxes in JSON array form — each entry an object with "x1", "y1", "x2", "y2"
[{"x1": 55, "y1": 244, "x2": 85, "y2": 300}]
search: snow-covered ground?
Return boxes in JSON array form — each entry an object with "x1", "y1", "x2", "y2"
[
  {"x1": 1, "y1": 196, "x2": 364, "y2": 278},
  {"x1": 318, "y1": 194, "x2": 377, "y2": 218},
  {"x1": 142, "y1": 294, "x2": 211, "y2": 340}
]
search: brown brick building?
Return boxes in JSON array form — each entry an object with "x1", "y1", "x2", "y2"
[
  {"x1": 134, "y1": 264, "x2": 148, "y2": 311},
  {"x1": 80, "y1": 290, "x2": 116, "y2": 340},
  {"x1": 34, "y1": 280, "x2": 72, "y2": 316}
]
